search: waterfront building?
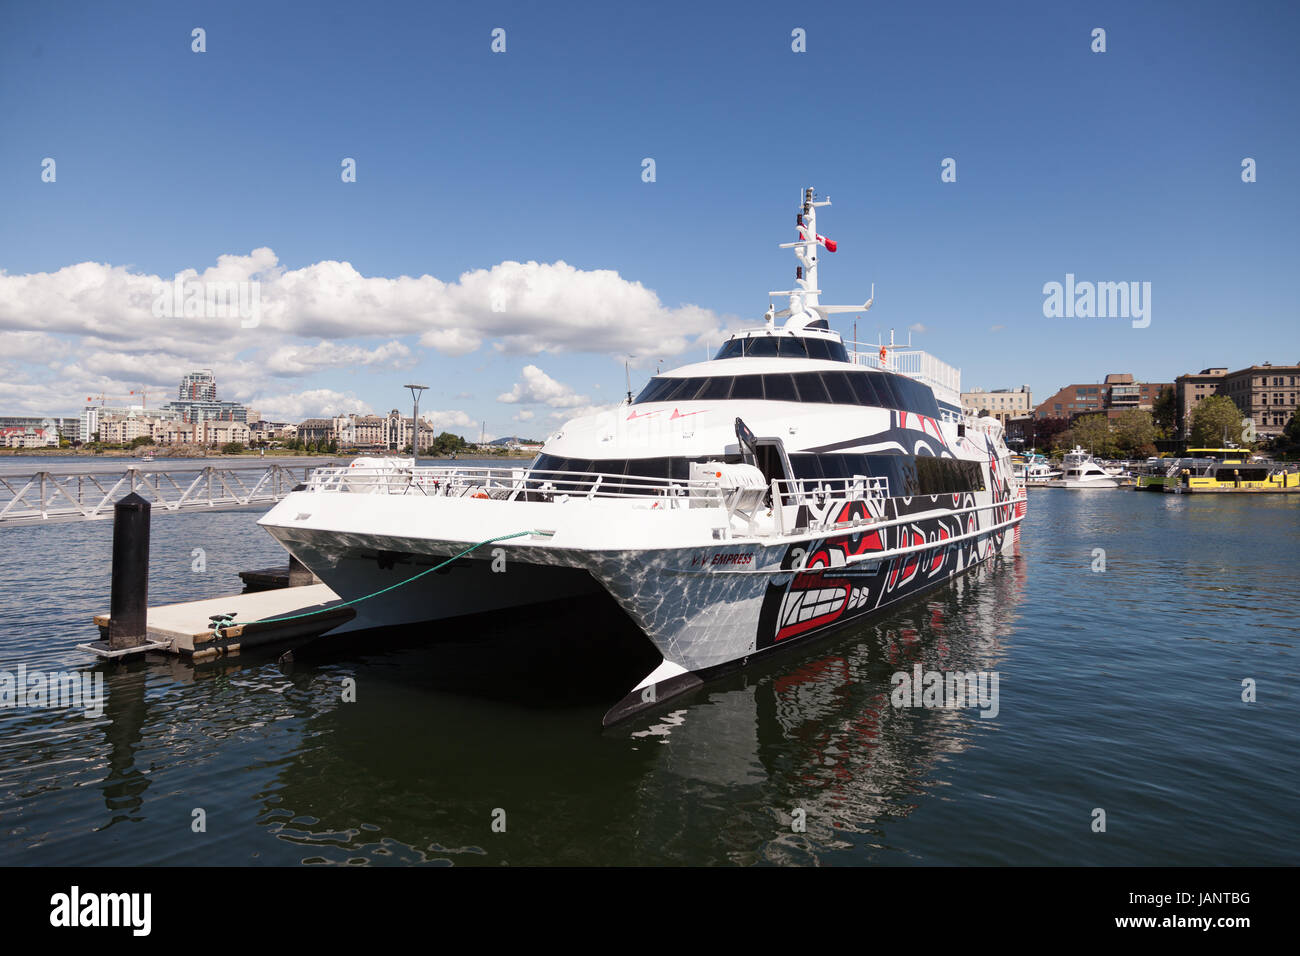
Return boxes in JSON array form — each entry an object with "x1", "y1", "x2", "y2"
[
  {"x1": 81, "y1": 404, "x2": 180, "y2": 443},
  {"x1": 0, "y1": 424, "x2": 60, "y2": 448},
  {"x1": 0, "y1": 416, "x2": 79, "y2": 444},
  {"x1": 1173, "y1": 362, "x2": 1300, "y2": 440},
  {"x1": 178, "y1": 370, "x2": 218, "y2": 402},
  {"x1": 160, "y1": 369, "x2": 248, "y2": 423},
  {"x1": 1033, "y1": 373, "x2": 1172, "y2": 420},
  {"x1": 1174, "y1": 368, "x2": 1229, "y2": 438},
  {"x1": 296, "y1": 418, "x2": 337, "y2": 446},
  {"x1": 1223, "y1": 363, "x2": 1299, "y2": 438},
  {"x1": 961, "y1": 386, "x2": 1032, "y2": 427}
]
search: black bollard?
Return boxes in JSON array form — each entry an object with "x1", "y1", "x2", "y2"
[{"x1": 108, "y1": 492, "x2": 150, "y2": 650}]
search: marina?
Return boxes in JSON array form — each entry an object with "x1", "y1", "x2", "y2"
[
  {"x1": 0, "y1": 483, "x2": 1295, "y2": 866},
  {"x1": 2, "y1": 0, "x2": 1296, "y2": 889}
]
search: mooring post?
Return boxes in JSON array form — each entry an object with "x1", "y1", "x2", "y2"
[
  {"x1": 108, "y1": 492, "x2": 150, "y2": 650},
  {"x1": 288, "y1": 553, "x2": 315, "y2": 587}
]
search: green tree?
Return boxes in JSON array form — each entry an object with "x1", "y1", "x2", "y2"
[
  {"x1": 1151, "y1": 385, "x2": 1176, "y2": 438},
  {"x1": 1189, "y1": 395, "x2": 1245, "y2": 447},
  {"x1": 130, "y1": 435, "x2": 156, "y2": 447},
  {"x1": 221, "y1": 441, "x2": 245, "y2": 455},
  {"x1": 1112, "y1": 409, "x2": 1157, "y2": 457},
  {"x1": 1071, "y1": 413, "x2": 1115, "y2": 457}
]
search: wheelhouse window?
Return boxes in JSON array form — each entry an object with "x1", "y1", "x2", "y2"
[
  {"x1": 712, "y1": 335, "x2": 849, "y2": 362},
  {"x1": 633, "y1": 370, "x2": 940, "y2": 418}
]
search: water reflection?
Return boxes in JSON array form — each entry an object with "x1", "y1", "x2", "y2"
[{"x1": 167, "y1": 548, "x2": 1027, "y2": 866}]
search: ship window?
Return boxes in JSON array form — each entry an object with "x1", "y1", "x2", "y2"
[
  {"x1": 804, "y1": 338, "x2": 836, "y2": 361},
  {"x1": 872, "y1": 374, "x2": 902, "y2": 410},
  {"x1": 633, "y1": 378, "x2": 670, "y2": 403},
  {"x1": 777, "y1": 337, "x2": 809, "y2": 358},
  {"x1": 730, "y1": 375, "x2": 765, "y2": 400},
  {"x1": 821, "y1": 371, "x2": 858, "y2": 404},
  {"x1": 713, "y1": 340, "x2": 746, "y2": 360},
  {"x1": 745, "y1": 336, "x2": 780, "y2": 357},
  {"x1": 659, "y1": 377, "x2": 702, "y2": 402},
  {"x1": 696, "y1": 377, "x2": 732, "y2": 400},
  {"x1": 764, "y1": 374, "x2": 798, "y2": 402},
  {"x1": 849, "y1": 372, "x2": 880, "y2": 406},
  {"x1": 793, "y1": 372, "x2": 830, "y2": 403}
]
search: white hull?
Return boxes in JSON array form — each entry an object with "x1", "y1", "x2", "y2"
[{"x1": 1045, "y1": 476, "x2": 1120, "y2": 489}]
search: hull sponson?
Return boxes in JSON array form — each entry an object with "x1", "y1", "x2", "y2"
[{"x1": 587, "y1": 487, "x2": 1021, "y2": 675}]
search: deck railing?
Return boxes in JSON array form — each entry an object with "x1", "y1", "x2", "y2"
[{"x1": 306, "y1": 465, "x2": 726, "y2": 505}]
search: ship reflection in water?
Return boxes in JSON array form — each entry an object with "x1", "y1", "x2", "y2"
[{"x1": 213, "y1": 552, "x2": 1025, "y2": 866}]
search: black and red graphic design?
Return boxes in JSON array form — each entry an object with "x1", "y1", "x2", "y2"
[{"x1": 756, "y1": 491, "x2": 983, "y2": 651}]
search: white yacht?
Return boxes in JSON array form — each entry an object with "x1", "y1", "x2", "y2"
[
  {"x1": 258, "y1": 187, "x2": 1028, "y2": 724},
  {"x1": 1047, "y1": 446, "x2": 1121, "y2": 488},
  {"x1": 1023, "y1": 455, "x2": 1060, "y2": 484}
]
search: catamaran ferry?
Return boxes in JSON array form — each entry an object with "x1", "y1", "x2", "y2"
[{"x1": 258, "y1": 187, "x2": 1028, "y2": 724}]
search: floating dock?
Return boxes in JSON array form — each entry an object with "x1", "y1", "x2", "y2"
[{"x1": 85, "y1": 583, "x2": 354, "y2": 661}]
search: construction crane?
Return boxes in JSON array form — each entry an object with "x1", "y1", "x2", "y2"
[{"x1": 84, "y1": 388, "x2": 151, "y2": 409}]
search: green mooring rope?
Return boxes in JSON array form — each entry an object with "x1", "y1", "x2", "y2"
[{"x1": 240, "y1": 529, "x2": 546, "y2": 628}]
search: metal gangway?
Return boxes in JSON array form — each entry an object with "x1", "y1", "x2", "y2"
[{"x1": 0, "y1": 463, "x2": 329, "y2": 526}]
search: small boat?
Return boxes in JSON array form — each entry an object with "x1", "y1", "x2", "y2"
[
  {"x1": 1022, "y1": 454, "x2": 1061, "y2": 485},
  {"x1": 1166, "y1": 449, "x2": 1300, "y2": 494},
  {"x1": 1045, "y1": 446, "x2": 1120, "y2": 488}
]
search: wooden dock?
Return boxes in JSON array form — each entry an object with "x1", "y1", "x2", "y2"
[{"x1": 85, "y1": 583, "x2": 355, "y2": 661}]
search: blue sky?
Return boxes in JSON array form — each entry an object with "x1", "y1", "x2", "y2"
[{"x1": 1, "y1": 0, "x2": 1297, "y2": 436}]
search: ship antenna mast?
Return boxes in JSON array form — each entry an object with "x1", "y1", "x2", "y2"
[{"x1": 769, "y1": 186, "x2": 873, "y2": 332}]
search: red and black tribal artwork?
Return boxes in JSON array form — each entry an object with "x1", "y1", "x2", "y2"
[{"x1": 755, "y1": 491, "x2": 984, "y2": 652}]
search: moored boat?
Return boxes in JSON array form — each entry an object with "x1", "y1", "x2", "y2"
[
  {"x1": 1044, "y1": 446, "x2": 1120, "y2": 488},
  {"x1": 257, "y1": 186, "x2": 1028, "y2": 724}
]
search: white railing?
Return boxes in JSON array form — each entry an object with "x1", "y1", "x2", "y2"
[
  {"x1": 772, "y1": 475, "x2": 889, "y2": 507},
  {"x1": 0, "y1": 464, "x2": 320, "y2": 526},
  {"x1": 306, "y1": 465, "x2": 726, "y2": 506},
  {"x1": 848, "y1": 345, "x2": 962, "y2": 404}
]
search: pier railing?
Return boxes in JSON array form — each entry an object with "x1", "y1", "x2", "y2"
[{"x1": 0, "y1": 464, "x2": 322, "y2": 526}]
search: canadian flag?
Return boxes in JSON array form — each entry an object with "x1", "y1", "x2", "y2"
[{"x1": 797, "y1": 224, "x2": 836, "y2": 252}]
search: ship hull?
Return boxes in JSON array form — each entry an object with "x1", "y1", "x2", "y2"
[{"x1": 260, "y1": 483, "x2": 1025, "y2": 724}]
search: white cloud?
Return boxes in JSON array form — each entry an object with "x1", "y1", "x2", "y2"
[
  {"x1": 0, "y1": 249, "x2": 737, "y2": 419},
  {"x1": 497, "y1": 365, "x2": 589, "y2": 407},
  {"x1": 253, "y1": 389, "x2": 374, "y2": 421},
  {"x1": 423, "y1": 409, "x2": 475, "y2": 429},
  {"x1": 990, "y1": 324, "x2": 1005, "y2": 333},
  {"x1": 264, "y1": 340, "x2": 413, "y2": 376},
  {"x1": 0, "y1": 249, "x2": 726, "y2": 356},
  {"x1": 909, "y1": 323, "x2": 928, "y2": 334},
  {"x1": 512, "y1": 410, "x2": 535, "y2": 422},
  {"x1": 548, "y1": 402, "x2": 618, "y2": 421}
]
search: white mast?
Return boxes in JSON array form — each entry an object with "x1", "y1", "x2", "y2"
[{"x1": 769, "y1": 186, "x2": 873, "y2": 333}]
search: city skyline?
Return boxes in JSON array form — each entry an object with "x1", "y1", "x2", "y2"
[{"x1": 2, "y1": 2, "x2": 1297, "y2": 440}]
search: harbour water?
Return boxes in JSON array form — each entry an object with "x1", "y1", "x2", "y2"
[{"x1": 0, "y1": 487, "x2": 1296, "y2": 865}]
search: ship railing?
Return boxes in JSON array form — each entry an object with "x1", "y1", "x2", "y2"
[
  {"x1": 305, "y1": 465, "x2": 726, "y2": 507},
  {"x1": 769, "y1": 475, "x2": 890, "y2": 534},
  {"x1": 847, "y1": 345, "x2": 962, "y2": 404}
]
